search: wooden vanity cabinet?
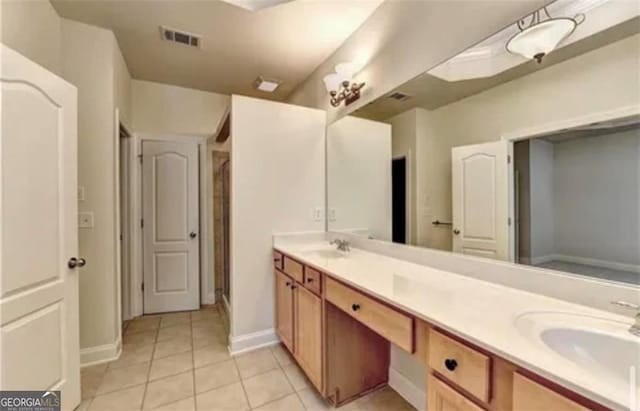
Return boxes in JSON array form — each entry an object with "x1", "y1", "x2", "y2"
[{"x1": 275, "y1": 270, "x2": 295, "y2": 352}]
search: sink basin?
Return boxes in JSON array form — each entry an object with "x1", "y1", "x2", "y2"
[
  {"x1": 302, "y1": 249, "x2": 346, "y2": 260},
  {"x1": 515, "y1": 312, "x2": 640, "y2": 385}
]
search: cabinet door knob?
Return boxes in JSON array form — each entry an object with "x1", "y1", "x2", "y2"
[
  {"x1": 291, "y1": 284, "x2": 297, "y2": 289},
  {"x1": 444, "y1": 358, "x2": 458, "y2": 371},
  {"x1": 307, "y1": 278, "x2": 314, "y2": 283},
  {"x1": 453, "y1": 229, "x2": 460, "y2": 235},
  {"x1": 351, "y1": 303, "x2": 360, "y2": 311},
  {"x1": 285, "y1": 281, "x2": 291, "y2": 287}
]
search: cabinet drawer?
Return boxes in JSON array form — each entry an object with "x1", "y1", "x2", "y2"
[
  {"x1": 303, "y1": 266, "x2": 322, "y2": 295},
  {"x1": 428, "y1": 374, "x2": 484, "y2": 411},
  {"x1": 513, "y1": 373, "x2": 588, "y2": 411},
  {"x1": 283, "y1": 256, "x2": 304, "y2": 283},
  {"x1": 325, "y1": 276, "x2": 413, "y2": 352},
  {"x1": 273, "y1": 250, "x2": 283, "y2": 270},
  {"x1": 428, "y1": 329, "x2": 490, "y2": 403}
]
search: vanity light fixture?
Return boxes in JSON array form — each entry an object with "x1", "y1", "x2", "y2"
[
  {"x1": 254, "y1": 76, "x2": 281, "y2": 92},
  {"x1": 506, "y1": 6, "x2": 585, "y2": 63},
  {"x1": 323, "y1": 62, "x2": 365, "y2": 108}
]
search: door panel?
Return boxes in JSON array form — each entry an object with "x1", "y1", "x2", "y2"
[
  {"x1": 294, "y1": 286, "x2": 323, "y2": 391},
  {"x1": 452, "y1": 141, "x2": 511, "y2": 261},
  {"x1": 143, "y1": 140, "x2": 199, "y2": 313},
  {"x1": 275, "y1": 270, "x2": 294, "y2": 352},
  {"x1": 0, "y1": 45, "x2": 80, "y2": 410}
]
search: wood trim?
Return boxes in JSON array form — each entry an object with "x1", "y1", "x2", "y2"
[
  {"x1": 513, "y1": 372, "x2": 590, "y2": 411},
  {"x1": 283, "y1": 256, "x2": 304, "y2": 283},
  {"x1": 215, "y1": 113, "x2": 230, "y2": 143},
  {"x1": 303, "y1": 266, "x2": 322, "y2": 296}
]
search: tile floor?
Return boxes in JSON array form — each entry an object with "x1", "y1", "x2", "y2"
[{"x1": 78, "y1": 305, "x2": 415, "y2": 411}]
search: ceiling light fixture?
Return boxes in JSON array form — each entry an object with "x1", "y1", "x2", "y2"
[
  {"x1": 254, "y1": 76, "x2": 281, "y2": 92},
  {"x1": 506, "y1": 6, "x2": 585, "y2": 63},
  {"x1": 323, "y1": 62, "x2": 365, "y2": 108}
]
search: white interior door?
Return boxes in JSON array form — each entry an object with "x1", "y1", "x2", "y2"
[
  {"x1": 142, "y1": 140, "x2": 199, "y2": 313},
  {"x1": 452, "y1": 140, "x2": 512, "y2": 261},
  {"x1": 0, "y1": 45, "x2": 80, "y2": 409}
]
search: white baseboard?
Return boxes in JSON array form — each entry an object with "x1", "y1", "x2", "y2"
[
  {"x1": 388, "y1": 367, "x2": 426, "y2": 411},
  {"x1": 551, "y1": 254, "x2": 640, "y2": 274},
  {"x1": 228, "y1": 329, "x2": 279, "y2": 356},
  {"x1": 203, "y1": 292, "x2": 216, "y2": 305},
  {"x1": 80, "y1": 338, "x2": 122, "y2": 367},
  {"x1": 530, "y1": 255, "x2": 554, "y2": 265}
]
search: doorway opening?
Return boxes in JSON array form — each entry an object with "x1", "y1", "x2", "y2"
[
  {"x1": 119, "y1": 123, "x2": 131, "y2": 323},
  {"x1": 213, "y1": 151, "x2": 231, "y2": 316},
  {"x1": 392, "y1": 157, "x2": 407, "y2": 244}
]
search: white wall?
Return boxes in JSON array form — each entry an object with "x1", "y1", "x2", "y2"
[
  {"x1": 328, "y1": 116, "x2": 392, "y2": 240},
  {"x1": 554, "y1": 128, "x2": 640, "y2": 266},
  {"x1": 0, "y1": 0, "x2": 62, "y2": 76},
  {"x1": 230, "y1": 96, "x2": 325, "y2": 352},
  {"x1": 409, "y1": 33, "x2": 640, "y2": 252},
  {"x1": 287, "y1": 0, "x2": 547, "y2": 123},
  {"x1": 61, "y1": 18, "x2": 132, "y2": 363},
  {"x1": 388, "y1": 110, "x2": 417, "y2": 245},
  {"x1": 529, "y1": 139, "x2": 555, "y2": 262},
  {"x1": 131, "y1": 80, "x2": 229, "y2": 136}
]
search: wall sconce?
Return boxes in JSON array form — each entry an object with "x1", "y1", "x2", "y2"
[{"x1": 323, "y1": 63, "x2": 365, "y2": 108}]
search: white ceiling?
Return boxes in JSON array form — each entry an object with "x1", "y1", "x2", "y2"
[{"x1": 51, "y1": 0, "x2": 384, "y2": 99}]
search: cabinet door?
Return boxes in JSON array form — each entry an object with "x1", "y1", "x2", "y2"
[
  {"x1": 295, "y1": 285, "x2": 323, "y2": 391},
  {"x1": 513, "y1": 373, "x2": 588, "y2": 411},
  {"x1": 275, "y1": 270, "x2": 294, "y2": 352},
  {"x1": 427, "y1": 374, "x2": 484, "y2": 411}
]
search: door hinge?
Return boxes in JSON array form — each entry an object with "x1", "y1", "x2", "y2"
[
  {"x1": 508, "y1": 217, "x2": 512, "y2": 226},
  {"x1": 141, "y1": 219, "x2": 144, "y2": 228},
  {"x1": 138, "y1": 154, "x2": 143, "y2": 164},
  {"x1": 141, "y1": 282, "x2": 144, "y2": 292},
  {"x1": 507, "y1": 155, "x2": 511, "y2": 164}
]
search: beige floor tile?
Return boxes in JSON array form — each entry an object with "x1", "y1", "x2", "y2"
[
  {"x1": 157, "y1": 324, "x2": 192, "y2": 342},
  {"x1": 160, "y1": 312, "x2": 191, "y2": 328},
  {"x1": 194, "y1": 359, "x2": 239, "y2": 394},
  {"x1": 143, "y1": 371, "x2": 194, "y2": 409},
  {"x1": 234, "y1": 348, "x2": 277, "y2": 379},
  {"x1": 124, "y1": 330, "x2": 157, "y2": 346},
  {"x1": 195, "y1": 382, "x2": 249, "y2": 411},
  {"x1": 88, "y1": 384, "x2": 145, "y2": 411},
  {"x1": 193, "y1": 332, "x2": 226, "y2": 350},
  {"x1": 108, "y1": 344, "x2": 154, "y2": 370},
  {"x1": 96, "y1": 362, "x2": 150, "y2": 395},
  {"x1": 191, "y1": 310, "x2": 219, "y2": 323},
  {"x1": 149, "y1": 351, "x2": 194, "y2": 381},
  {"x1": 151, "y1": 396, "x2": 195, "y2": 411},
  {"x1": 297, "y1": 388, "x2": 335, "y2": 411},
  {"x1": 191, "y1": 324, "x2": 225, "y2": 339},
  {"x1": 193, "y1": 341, "x2": 230, "y2": 368},
  {"x1": 241, "y1": 368, "x2": 293, "y2": 408},
  {"x1": 82, "y1": 363, "x2": 109, "y2": 374},
  {"x1": 153, "y1": 336, "x2": 192, "y2": 359},
  {"x1": 81, "y1": 368, "x2": 105, "y2": 400},
  {"x1": 356, "y1": 387, "x2": 415, "y2": 411},
  {"x1": 127, "y1": 317, "x2": 161, "y2": 334},
  {"x1": 282, "y1": 363, "x2": 311, "y2": 391},
  {"x1": 253, "y1": 393, "x2": 305, "y2": 411},
  {"x1": 270, "y1": 344, "x2": 293, "y2": 367}
]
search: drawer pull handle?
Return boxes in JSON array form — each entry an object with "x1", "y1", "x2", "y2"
[
  {"x1": 307, "y1": 278, "x2": 314, "y2": 283},
  {"x1": 286, "y1": 281, "x2": 291, "y2": 286},
  {"x1": 351, "y1": 303, "x2": 361, "y2": 311},
  {"x1": 444, "y1": 358, "x2": 458, "y2": 371},
  {"x1": 291, "y1": 284, "x2": 297, "y2": 289}
]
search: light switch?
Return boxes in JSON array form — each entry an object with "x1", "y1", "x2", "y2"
[
  {"x1": 77, "y1": 186, "x2": 85, "y2": 201},
  {"x1": 328, "y1": 208, "x2": 337, "y2": 222},
  {"x1": 313, "y1": 207, "x2": 323, "y2": 222},
  {"x1": 79, "y1": 212, "x2": 94, "y2": 228}
]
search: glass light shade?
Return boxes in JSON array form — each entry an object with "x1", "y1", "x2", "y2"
[
  {"x1": 506, "y1": 18, "x2": 576, "y2": 62},
  {"x1": 335, "y1": 62, "x2": 356, "y2": 79},
  {"x1": 323, "y1": 73, "x2": 342, "y2": 92}
]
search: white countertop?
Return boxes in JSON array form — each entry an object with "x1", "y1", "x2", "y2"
[{"x1": 273, "y1": 240, "x2": 639, "y2": 411}]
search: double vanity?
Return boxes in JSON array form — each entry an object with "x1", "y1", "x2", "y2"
[{"x1": 273, "y1": 238, "x2": 638, "y2": 411}]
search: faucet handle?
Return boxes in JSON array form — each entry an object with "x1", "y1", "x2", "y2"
[{"x1": 611, "y1": 301, "x2": 640, "y2": 311}]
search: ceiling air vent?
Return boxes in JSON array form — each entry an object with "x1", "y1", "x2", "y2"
[
  {"x1": 160, "y1": 26, "x2": 201, "y2": 48},
  {"x1": 388, "y1": 92, "x2": 411, "y2": 101}
]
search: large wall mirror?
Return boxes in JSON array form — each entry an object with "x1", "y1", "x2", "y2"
[{"x1": 327, "y1": 1, "x2": 640, "y2": 286}]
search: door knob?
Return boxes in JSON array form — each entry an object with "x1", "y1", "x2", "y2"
[
  {"x1": 190, "y1": 232, "x2": 197, "y2": 239},
  {"x1": 68, "y1": 257, "x2": 86, "y2": 269},
  {"x1": 452, "y1": 229, "x2": 460, "y2": 235}
]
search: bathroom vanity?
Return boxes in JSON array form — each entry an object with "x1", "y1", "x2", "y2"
[{"x1": 273, "y1": 242, "x2": 633, "y2": 410}]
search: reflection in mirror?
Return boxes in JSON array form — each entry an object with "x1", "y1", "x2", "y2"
[{"x1": 327, "y1": 1, "x2": 640, "y2": 285}]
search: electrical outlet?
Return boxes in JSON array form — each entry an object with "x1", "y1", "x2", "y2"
[
  {"x1": 313, "y1": 207, "x2": 323, "y2": 222},
  {"x1": 328, "y1": 208, "x2": 337, "y2": 222},
  {"x1": 78, "y1": 212, "x2": 94, "y2": 229}
]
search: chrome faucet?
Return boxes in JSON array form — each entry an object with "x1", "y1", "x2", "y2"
[
  {"x1": 611, "y1": 301, "x2": 640, "y2": 336},
  {"x1": 330, "y1": 238, "x2": 350, "y2": 252}
]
